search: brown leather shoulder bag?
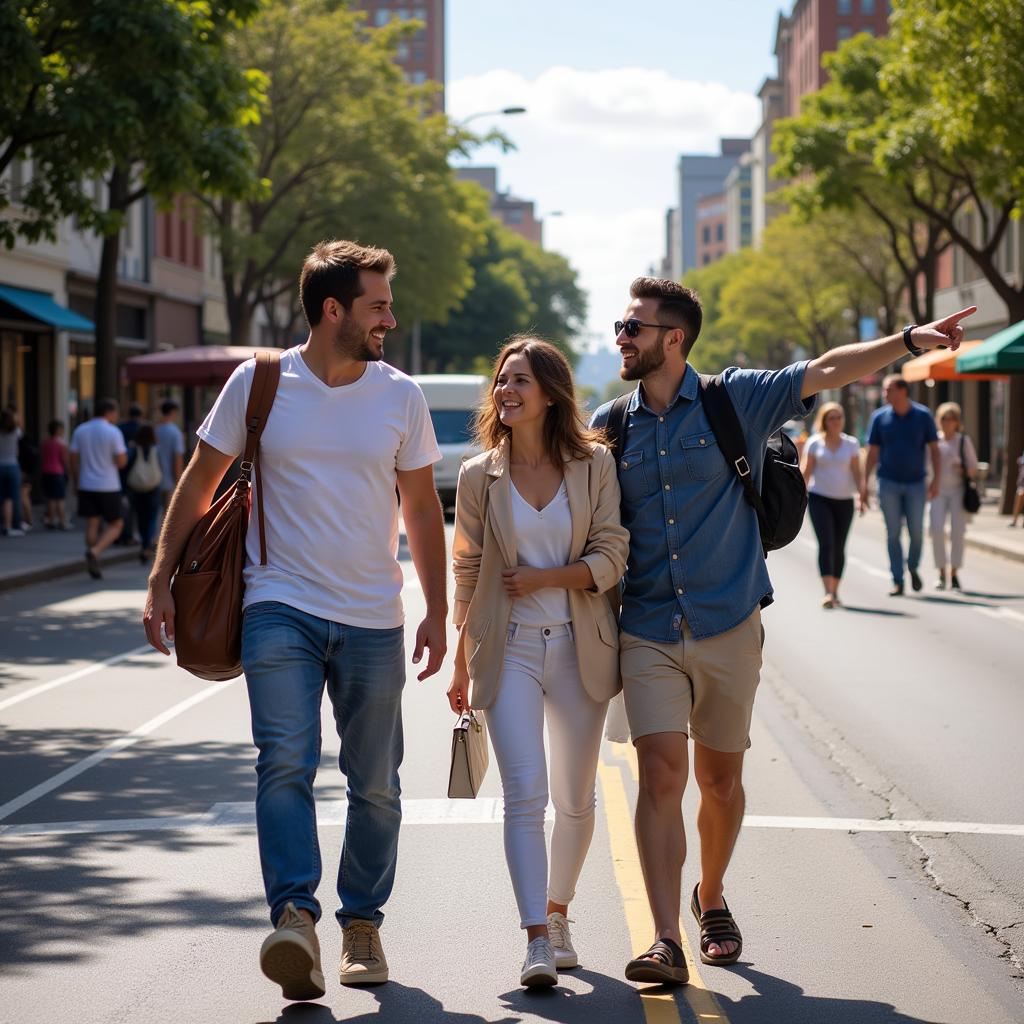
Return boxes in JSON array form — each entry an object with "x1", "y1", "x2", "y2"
[{"x1": 171, "y1": 350, "x2": 281, "y2": 680}]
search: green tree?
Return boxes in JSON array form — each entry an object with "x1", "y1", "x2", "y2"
[
  {"x1": 773, "y1": 33, "x2": 955, "y2": 325},
  {"x1": 419, "y1": 219, "x2": 587, "y2": 371},
  {"x1": 1, "y1": 1, "x2": 263, "y2": 400},
  {"x1": 206, "y1": 0, "x2": 489, "y2": 347},
  {"x1": 682, "y1": 251, "x2": 756, "y2": 373}
]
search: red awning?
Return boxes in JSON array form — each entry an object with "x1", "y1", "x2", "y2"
[{"x1": 125, "y1": 346, "x2": 282, "y2": 386}]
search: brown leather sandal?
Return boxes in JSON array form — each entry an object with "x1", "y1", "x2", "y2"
[
  {"x1": 690, "y1": 883, "x2": 743, "y2": 966},
  {"x1": 624, "y1": 938, "x2": 689, "y2": 985}
]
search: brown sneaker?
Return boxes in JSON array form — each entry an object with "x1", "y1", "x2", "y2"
[
  {"x1": 259, "y1": 902, "x2": 326, "y2": 1002},
  {"x1": 339, "y1": 919, "x2": 389, "y2": 985}
]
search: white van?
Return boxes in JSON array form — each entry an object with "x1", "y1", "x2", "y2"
[{"x1": 413, "y1": 374, "x2": 488, "y2": 509}]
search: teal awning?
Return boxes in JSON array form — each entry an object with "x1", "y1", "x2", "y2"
[
  {"x1": 956, "y1": 318, "x2": 1024, "y2": 374},
  {"x1": 0, "y1": 284, "x2": 94, "y2": 332}
]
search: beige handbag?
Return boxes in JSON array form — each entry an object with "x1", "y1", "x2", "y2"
[{"x1": 447, "y1": 710, "x2": 489, "y2": 799}]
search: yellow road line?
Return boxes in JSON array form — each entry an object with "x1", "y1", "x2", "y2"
[{"x1": 599, "y1": 745, "x2": 730, "y2": 1024}]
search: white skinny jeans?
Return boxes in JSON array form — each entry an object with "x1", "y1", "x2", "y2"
[
  {"x1": 482, "y1": 622, "x2": 608, "y2": 928},
  {"x1": 930, "y1": 488, "x2": 967, "y2": 570}
]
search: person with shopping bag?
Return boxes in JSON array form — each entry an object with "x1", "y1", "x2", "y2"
[{"x1": 448, "y1": 336, "x2": 628, "y2": 989}]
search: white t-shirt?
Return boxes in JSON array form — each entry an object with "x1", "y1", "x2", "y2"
[
  {"x1": 805, "y1": 432, "x2": 860, "y2": 499},
  {"x1": 509, "y1": 478, "x2": 572, "y2": 626},
  {"x1": 935, "y1": 432, "x2": 978, "y2": 493},
  {"x1": 70, "y1": 418, "x2": 126, "y2": 492},
  {"x1": 197, "y1": 349, "x2": 441, "y2": 628}
]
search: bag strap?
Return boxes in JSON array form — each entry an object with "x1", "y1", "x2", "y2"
[
  {"x1": 240, "y1": 350, "x2": 281, "y2": 566},
  {"x1": 697, "y1": 373, "x2": 766, "y2": 521},
  {"x1": 605, "y1": 392, "x2": 633, "y2": 457}
]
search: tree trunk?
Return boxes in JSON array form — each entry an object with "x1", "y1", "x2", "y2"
[{"x1": 93, "y1": 165, "x2": 130, "y2": 406}]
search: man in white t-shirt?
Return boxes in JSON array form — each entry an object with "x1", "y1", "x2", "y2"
[
  {"x1": 143, "y1": 240, "x2": 447, "y2": 1001},
  {"x1": 70, "y1": 397, "x2": 128, "y2": 579}
]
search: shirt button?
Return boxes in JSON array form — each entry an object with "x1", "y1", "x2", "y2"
[
  {"x1": 677, "y1": 587, "x2": 683, "y2": 594},
  {"x1": 622, "y1": 460, "x2": 629, "y2": 468},
  {"x1": 699, "y1": 438, "x2": 706, "y2": 446},
  {"x1": 660, "y1": 450, "x2": 666, "y2": 456},
  {"x1": 543, "y1": 628, "x2": 550, "y2": 636},
  {"x1": 664, "y1": 484, "x2": 671, "y2": 490},
  {"x1": 672, "y1": 554, "x2": 678, "y2": 560},
  {"x1": 668, "y1": 518, "x2": 675, "y2": 524},
  {"x1": 659, "y1": 416, "x2": 665, "y2": 422}
]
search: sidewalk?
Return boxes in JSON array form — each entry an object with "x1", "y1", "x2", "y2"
[
  {"x1": 2, "y1": 489, "x2": 1021, "y2": 594},
  {"x1": 0, "y1": 516, "x2": 142, "y2": 592}
]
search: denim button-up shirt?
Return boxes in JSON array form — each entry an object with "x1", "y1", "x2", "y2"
[{"x1": 591, "y1": 361, "x2": 816, "y2": 642}]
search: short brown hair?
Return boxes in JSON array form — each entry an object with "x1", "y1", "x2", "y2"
[
  {"x1": 474, "y1": 336, "x2": 607, "y2": 463},
  {"x1": 299, "y1": 240, "x2": 396, "y2": 327},
  {"x1": 630, "y1": 277, "x2": 703, "y2": 350}
]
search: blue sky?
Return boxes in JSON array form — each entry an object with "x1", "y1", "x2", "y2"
[{"x1": 446, "y1": 0, "x2": 784, "y2": 351}]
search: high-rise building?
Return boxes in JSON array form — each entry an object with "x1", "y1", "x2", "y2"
[
  {"x1": 455, "y1": 167, "x2": 544, "y2": 247},
  {"x1": 694, "y1": 193, "x2": 728, "y2": 267},
  {"x1": 677, "y1": 139, "x2": 750, "y2": 276},
  {"x1": 749, "y1": 77, "x2": 785, "y2": 247},
  {"x1": 774, "y1": 0, "x2": 890, "y2": 119},
  {"x1": 353, "y1": 1, "x2": 446, "y2": 109}
]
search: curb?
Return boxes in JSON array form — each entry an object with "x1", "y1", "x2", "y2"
[
  {"x1": 0, "y1": 549, "x2": 142, "y2": 594},
  {"x1": 963, "y1": 534, "x2": 1024, "y2": 566}
]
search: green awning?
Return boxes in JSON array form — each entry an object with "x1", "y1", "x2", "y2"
[
  {"x1": 0, "y1": 284, "x2": 94, "y2": 332},
  {"x1": 956, "y1": 318, "x2": 1024, "y2": 373}
]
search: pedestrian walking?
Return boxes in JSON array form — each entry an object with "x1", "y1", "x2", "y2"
[
  {"x1": 126, "y1": 423, "x2": 163, "y2": 564},
  {"x1": 0, "y1": 407, "x2": 24, "y2": 536},
  {"x1": 40, "y1": 420, "x2": 70, "y2": 529},
  {"x1": 143, "y1": 239, "x2": 447, "y2": 1002},
  {"x1": 70, "y1": 398, "x2": 128, "y2": 578},
  {"x1": 448, "y1": 337, "x2": 628, "y2": 989},
  {"x1": 118, "y1": 402, "x2": 145, "y2": 545},
  {"x1": 801, "y1": 402, "x2": 865, "y2": 608},
  {"x1": 17, "y1": 420, "x2": 38, "y2": 531},
  {"x1": 929, "y1": 402, "x2": 978, "y2": 590},
  {"x1": 155, "y1": 399, "x2": 185, "y2": 511},
  {"x1": 590, "y1": 277, "x2": 974, "y2": 985},
  {"x1": 1009, "y1": 451, "x2": 1024, "y2": 528},
  {"x1": 863, "y1": 376, "x2": 941, "y2": 596}
]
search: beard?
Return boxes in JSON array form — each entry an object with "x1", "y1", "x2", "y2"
[
  {"x1": 620, "y1": 339, "x2": 667, "y2": 381},
  {"x1": 333, "y1": 316, "x2": 382, "y2": 362}
]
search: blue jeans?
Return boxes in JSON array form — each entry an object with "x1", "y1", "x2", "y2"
[
  {"x1": 241, "y1": 601, "x2": 406, "y2": 929},
  {"x1": 877, "y1": 478, "x2": 926, "y2": 583}
]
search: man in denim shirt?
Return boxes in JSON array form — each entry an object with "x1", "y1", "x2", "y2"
[{"x1": 592, "y1": 278, "x2": 975, "y2": 985}]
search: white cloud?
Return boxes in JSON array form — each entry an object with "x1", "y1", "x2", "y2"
[{"x1": 448, "y1": 67, "x2": 759, "y2": 350}]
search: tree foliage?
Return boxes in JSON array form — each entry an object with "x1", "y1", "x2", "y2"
[
  {"x1": 207, "y1": 0, "x2": 489, "y2": 346},
  {"x1": 419, "y1": 217, "x2": 587, "y2": 372}
]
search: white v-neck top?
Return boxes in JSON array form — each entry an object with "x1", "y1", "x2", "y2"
[{"x1": 509, "y1": 477, "x2": 572, "y2": 626}]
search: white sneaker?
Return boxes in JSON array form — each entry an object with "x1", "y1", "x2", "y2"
[
  {"x1": 520, "y1": 936, "x2": 557, "y2": 988},
  {"x1": 6, "y1": 528, "x2": 25, "y2": 537},
  {"x1": 547, "y1": 912, "x2": 578, "y2": 969}
]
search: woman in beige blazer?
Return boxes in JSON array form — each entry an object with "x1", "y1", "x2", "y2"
[{"x1": 448, "y1": 336, "x2": 628, "y2": 988}]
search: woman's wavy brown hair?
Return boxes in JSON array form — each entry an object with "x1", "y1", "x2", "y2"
[{"x1": 473, "y1": 335, "x2": 607, "y2": 462}]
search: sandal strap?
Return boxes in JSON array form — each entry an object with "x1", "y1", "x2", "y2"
[{"x1": 639, "y1": 939, "x2": 683, "y2": 966}]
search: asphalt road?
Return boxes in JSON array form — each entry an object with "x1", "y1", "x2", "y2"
[{"x1": 1, "y1": 516, "x2": 1022, "y2": 1024}]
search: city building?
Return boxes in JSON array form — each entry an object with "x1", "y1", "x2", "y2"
[
  {"x1": 455, "y1": 166, "x2": 545, "y2": 247},
  {"x1": 353, "y1": 1, "x2": 445, "y2": 107},
  {"x1": 694, "y1": 193, "x2": 728, "y2": 267},
  {"x1": 676, "y1": 138, "x2": 750, "y2": 276},
  {"x1": 749, "y1": 77, "x2": 786, "y2": 247},
  {"x1": 724, "y1": 154, "x2": 754, "y2": 253},
  {"x1": 658, "y1": 208, "x2": 682, "y2": 280}
]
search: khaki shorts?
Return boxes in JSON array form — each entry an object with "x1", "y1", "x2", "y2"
[{"x1": 620, "y1": 609, "x2": 764, "y2": 753}]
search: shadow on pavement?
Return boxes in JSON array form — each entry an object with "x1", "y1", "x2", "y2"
[
  {"x1": 834, "y1": 605, "x2": 912, "y2": 617},
  {"x1": 499, "y1": 967, "x2": 642, "y2": 1022},
  {"x1": 718, "y1": 964, "x2": 951, "y2": 1024},
  {"x1": 256, "y1": 983, "x2": 518, "y2": 1023}
]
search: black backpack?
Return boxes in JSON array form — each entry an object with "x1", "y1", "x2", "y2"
[{"x1": 604, "y1": 374, "x2": 807, "y2": 554}]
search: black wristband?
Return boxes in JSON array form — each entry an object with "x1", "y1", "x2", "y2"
[{"x1": 903, "y1": 324, "x2": 923, "y2": 357}]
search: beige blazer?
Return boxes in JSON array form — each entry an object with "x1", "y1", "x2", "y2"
[{"x1": 452, "y1": 441, "x2": 629, "y2": 709}]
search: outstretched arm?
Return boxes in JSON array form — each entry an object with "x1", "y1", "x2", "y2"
[{"x1": 801, "y1": 307, "x2": 976, "y2": 400}]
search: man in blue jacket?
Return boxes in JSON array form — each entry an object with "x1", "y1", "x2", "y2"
[
  {"x1": 863, "y1": 375, "x2": 940, "y2": 596},
  {"x1": 591, "y1": 277, "x2": 973, "y2": 985}
]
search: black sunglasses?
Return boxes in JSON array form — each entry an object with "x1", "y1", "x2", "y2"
[{"x1": 615, "y1": 318, "x2": 674, "y2": 339}]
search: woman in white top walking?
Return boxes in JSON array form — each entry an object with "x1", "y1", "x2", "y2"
[
  {"x1": 930, "y1": 402, "x2": 978, "y2": 590},
  {"x1": 801, "y1": 402, "x2": 865, "y2": 608},
  {"x1": 449, "y1": 337, "x2": 628, "y2": 989}
]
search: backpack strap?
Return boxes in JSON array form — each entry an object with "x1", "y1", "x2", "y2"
[
  {"x1": 240, "y1": 350, "x2": 281, "y2": 566},
  {"x1": 697, "y1": 373, "x2": 767, "y2": 522},
  {"x1": 605, "y1": 392, "x2": 633, "y2": 458}
]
